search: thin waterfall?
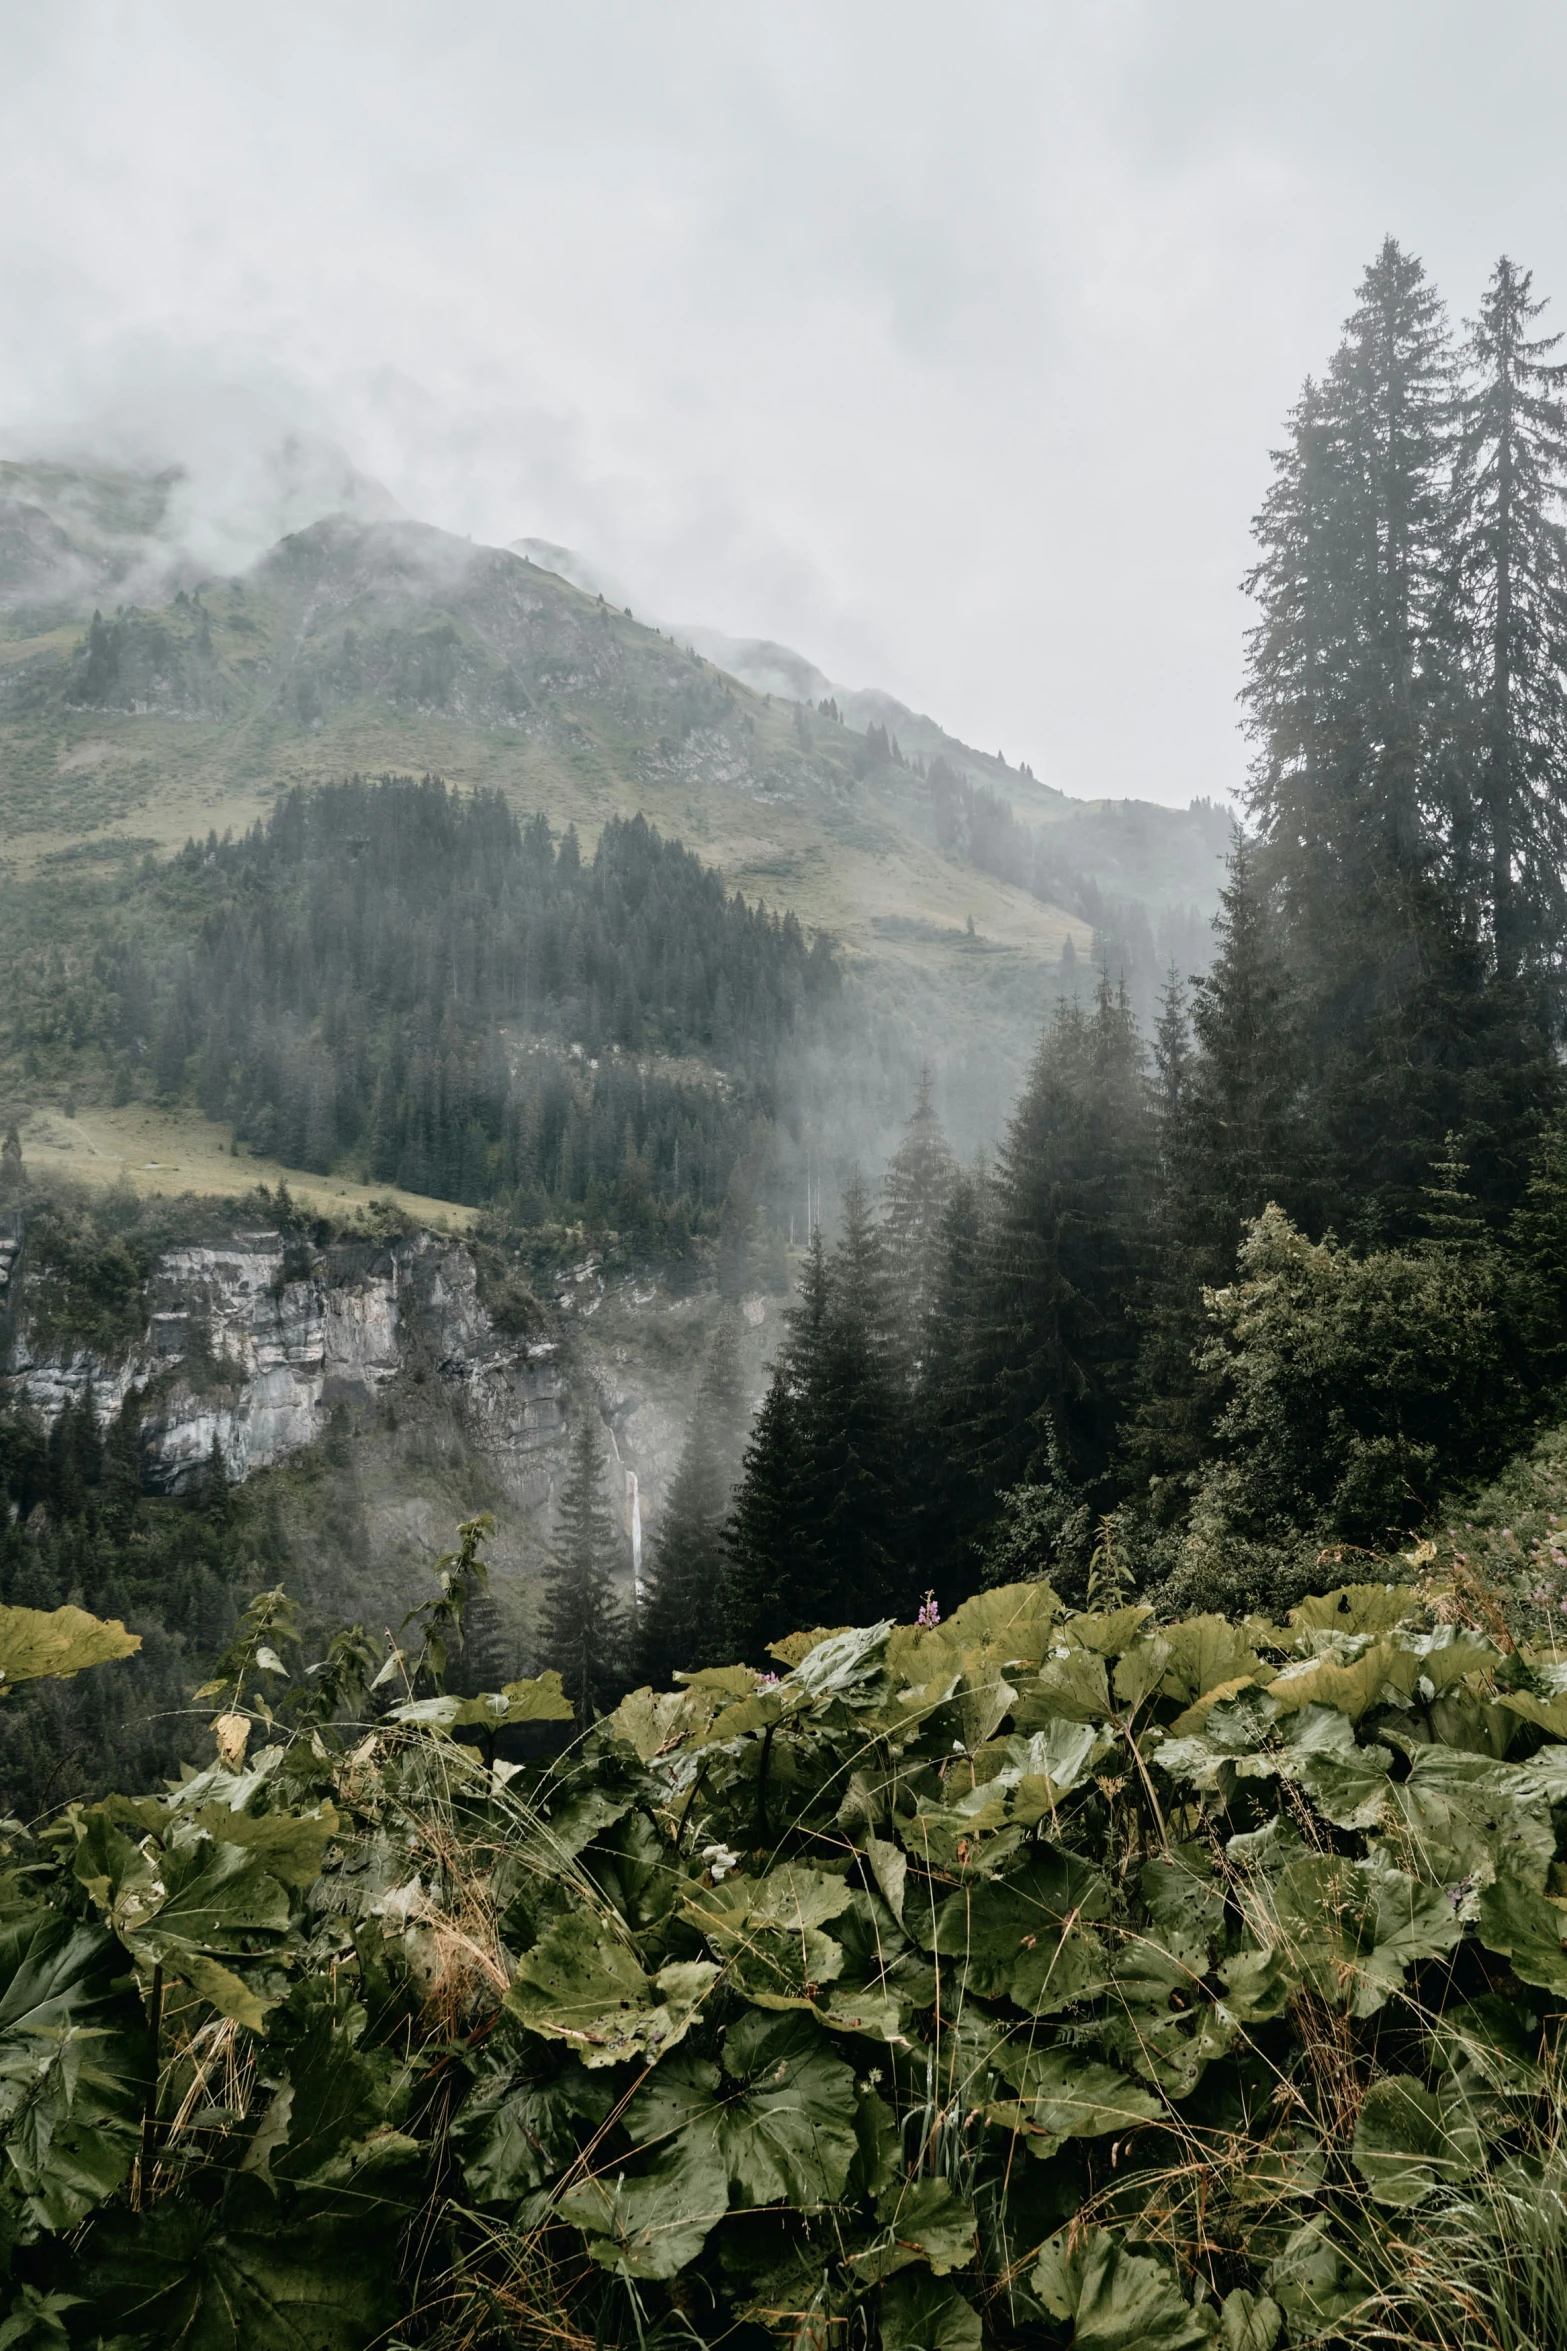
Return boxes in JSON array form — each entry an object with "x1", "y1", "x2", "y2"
[{"x1": 628, "y1": 1470, "x2": 644, "y2": 1604}]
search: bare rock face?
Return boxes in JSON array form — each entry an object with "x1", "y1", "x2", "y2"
[{"x1": 5, "y1": 1229, "x2": 568, "y2": 1499}]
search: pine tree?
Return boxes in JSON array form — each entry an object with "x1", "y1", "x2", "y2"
[
  {"x1": 1151, "y1": 967, "x2": 1192, "y2": 1120},
  {"x1": 963, "y1": 975, "x2": 1153, "y2": 1538},
  {"x1": 719, "y1": 1368, "x2": 808, "y2": 1661},
  {"x1": 908, "y1": 1165, "x2": 990, "y2": 1596},
  {"x1": 1243, "y1": 238, "x2": 1541, "y2": 1221},
  {"x1": 638, "y1": 1314, "x2": 746, "y2": 1684},
  {"x1": 795, "y1": 1175, "x2": 908, "y2": 1621},
  {"x1": 540, "y1": 1413, "x2": 626, "y2": 1724},
  {"x1": 1447, "y1": 256, "x2": 1567, "y2": 980},
  {"x1": 1127, "y1": 837, "x2": 1309, "y2": 1487},
  {"x1": 882, "y1": 1068, "x2": 957, "y2": 1373}
]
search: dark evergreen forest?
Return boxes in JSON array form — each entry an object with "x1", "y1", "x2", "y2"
[
  {"x1": 91, "y1": 777, "x2": 837, "y2": 1226},
  {"x1": 632, "y1": 241, "x2": 1567, "y2": 1670}
]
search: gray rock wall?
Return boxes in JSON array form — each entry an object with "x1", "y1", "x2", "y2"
[{"x1": 4, "y1": 1228, "x2": 569, "y2": 1501}]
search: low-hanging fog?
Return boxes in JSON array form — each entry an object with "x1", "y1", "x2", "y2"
[{"x1": 6, "y1": 1, "x2": 1567, "y2": 805}]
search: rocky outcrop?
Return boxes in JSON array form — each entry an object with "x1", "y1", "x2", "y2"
[{"x1": 4, "y1": 1229, "x2": 568, "y2": 1499}]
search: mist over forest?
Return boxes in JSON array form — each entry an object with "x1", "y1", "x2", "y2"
[{"x1": 14, "y1": 6, "x2": 1567, "y2": 2337}]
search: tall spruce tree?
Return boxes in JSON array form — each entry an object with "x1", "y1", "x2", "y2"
[
  {"x1": 638, "y1": 1314, "x2": 746, "y2": 1684},
  {"x1": 1127, "y1": 836, "x2": 1308, "y2": 1488},
  {"x1": 882, "y1": 1068, "x2": 958, "y2": 1374},
  {"x1": 1447, "y1": 256, "x2": 1567, "y2": 981},
  {"x1": 908, "y1": 1164, "x2": 991, "y2": 1598},
  {"x1": 540, "y1": 1413, "x2": 625, "y2": 1725},
  {"x1": 794, "y1": 1175, "x2": 908, "y2": 1622},
  {"x1": 719, "y1": 1368, "x2": 808, "y2": 1662},
  {"x1": 1244, "y1": 237, "x2": 1542, "y2": 1219},
  {"x1": 962, "y1": 974, "x2": 1152, "y2": 1543}
]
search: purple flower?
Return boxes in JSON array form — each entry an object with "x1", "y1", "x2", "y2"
[{"x1": 916, "y1": 1592, "x2": 941, "y2": 1630}]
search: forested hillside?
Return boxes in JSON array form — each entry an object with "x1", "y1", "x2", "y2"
[
  {"x1": 630, "y1": 240, "x2": 1567, "y2": 1665},
  {"x1": 8, "y1": 776, "x2": 836, "y2": 1233},
  {"x1": 16, "y1": 234, "x2": 1567, "y2": 2351}
]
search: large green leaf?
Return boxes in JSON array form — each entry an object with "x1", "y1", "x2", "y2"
[
  {"x1": 1289, "y1": 1583, "x2": 1421, "y2": 1635},
  {"x1": 1160, "y1": 1615, "x2": 1269, "y2": 1710},
  {"x1": 1104, "y1": 1934, "x2": 1235, "y2": 2097},
  {"x1": 866, "y1": 2176, "x2": 976, "y2": 2276},
  {"x1": 449, "y1": 2058, "x2": 612, "y2": 2205},
  {"x1": 557, "y1": 2142, "x2": 730, "y2": 2278},
  {"x1": 0, "y1": 1910, "x2": 151, "y2": 2232},
  {"x1": 506, "y1": 1912, "x2": 716, "y2": 2066},
  {"x1": 1376, "y1": 1748, "x2": 1556, "y2": 1891},
  {"x1": 1473, "y1": 1876, "x2": 1567, "y2": 1995},
  {"x1": 75, "y1": 2174, "x2": 392, "y2": 2351},
  {"x1": 1350, "y1": 2072, "x2": 1484, "y2": 2207},
  {"x1": 390, "y1": 1670, "x2": 574, "y2": 1731},
  {"x1": 623, "y1": 2009, "x2": 859, "y2": 2209},
  {"x1": 991, "y1": 2045, "x2": 1161, "y2": 2150},
  {"x1": 682, "y1": 1866, "x2": 854, "y2": 2006},
  {"x1": 1267, "y1": 2217, "x2": 1370, "y2": 2334},
  {"x1": 0, "y1": 1603, "x2": 139, "y2": 1690},
  {"x1": 1031, "y1": 2227, "x2": 1210, "y2": 2350},
  {"x1": 1429, "y1": 1994, "x2": 1545, "y2": 2096},
  {"x1": 930, "y1": 1851, "x2": 1111, "y2": 2013},
  {"x1": 879, "y1": 2269, "x2": 982, "y2": 2351},
  {"x1": 1014, "y1": 1647, "x2": 1112, "y2": 1728}
]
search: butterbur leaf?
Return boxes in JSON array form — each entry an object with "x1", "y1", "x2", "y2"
[
  {"x1": 1112, "y1": 1634, "x2": 1173, "y2": 1713},
  {"x1": 605, "y1": 1686, "x2": 718, "y2": 1758},
  {"x1": 393, "y1": 1671, "x2": 573, "y2": 1732},
  {"x1": 931, "y1": 1850, "x2": 1111, "y2": 2013},
  {"x1": 1429, "y1": 1994, "x2": 1544, "y2": 2095},
  {"x1": 450, "y1": 2060, "x2": 613, "y2": 2205},
  {"x1": 0, "y1": 1602, "x2": 139, "y2": 1690},
  {"x1": 1289, "y1": 1583, "x2": 1420, "y2": 1635},
  {"x1": 1378, "y1": 1748, "x2": 1555, "y2": 1890},
  {"x1": 1065, "y1": 1605, "x2": 1155, "y2": 1658},
  {"x1": 1141, "y1": 1845, "x2": 1226, "y2": 1948},
  {"x1": 1159, "y1": 1615, "x2": 1268, "y2": 1709},
  {"x1": 187, "y1": 1801, "x2": 339, "y2": 1890},
  {"x1": 1268, "y1": 2217, "x2": 1369, "y2": 2332},
  {"x1": 1218, "y1": 2288, "x2": 1283, "y2": 2351},
  {"x1": 1030, "y1": 2228, "x2": 1210, "y2": 2351},
  {"x1": 1218, "y1": 1944, "x2": 1297, "y2": 2022},
  {"x1": 1016, "y1": 1647, "x2": 1111, "y2": 1727},
  {"x1": 869, "y1": 2177, "x2": 976, "y2": 2276},
  {"x1": 127, "y1": 1837, "x2": 291, "y2": 1959},
  {"x1": 993, "y1": 2045, "x2": 1161, "y2": 2141},
  {"x1": 500, "y1": 1669, "x2": 575, "y2": 1720},
  {"x1": 75, "y1": 2174, "x2": 393, "y2": 2351},
  {"x1": 507, "y1": 1912, "x2": 715, "y2": 2065},
  {"x1": 558, "y1": 2142, "x2": 730, "y2": 2277},
  {"x1": 864, "y1": 1834, "x2": 907, "y2": 1923},
  {"x1": 1351, "y1": 2073, "x2": 1484, "y2": 2206},
  {"x1": 1266, "y1": 1641, "x2": 1421, "y2": 1722},
  {"x1": 623, "y1": 2010, "x2": 859, "y2": 2209},
  {"x1": 0, "y1": 1912, "x2": 151, "y2": 2231},
  {"x1": 879, "y1": 2270, "x2": 982, "y2": 2351},
  {"x1": 1474, "y1": 1876, "x2": 1567, "y2": 1995}
]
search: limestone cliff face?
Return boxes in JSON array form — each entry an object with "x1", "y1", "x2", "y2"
[{"x1": 5, "y1": 1229, "x2": 569, "y2": 1500}]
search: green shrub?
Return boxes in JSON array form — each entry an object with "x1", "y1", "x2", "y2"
[{"x1": 13, "y1": 1566, "x2": 1567, "y2": 2344}]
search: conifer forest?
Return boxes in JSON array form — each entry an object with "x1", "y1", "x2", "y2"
[{"x1": 18, "y1": 211, "x2": 1567, "y2": 2348}]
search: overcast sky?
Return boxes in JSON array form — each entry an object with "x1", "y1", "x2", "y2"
[{"x1": 2, "y1": 3, "x2": 1563, "y2": 807}]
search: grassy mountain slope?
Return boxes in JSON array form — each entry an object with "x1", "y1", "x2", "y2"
[{"x1": 0, "y1": 496, "x2": 1086, "y2": 989}]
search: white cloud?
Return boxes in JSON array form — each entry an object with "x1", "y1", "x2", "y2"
[{"x1": 1, "y1": 1, "x2": 1562, "y2": 803}]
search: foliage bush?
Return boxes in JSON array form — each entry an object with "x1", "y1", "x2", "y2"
[{"x1": 13, "y1": 1560, "x2": 1567, "y2": 2345}]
